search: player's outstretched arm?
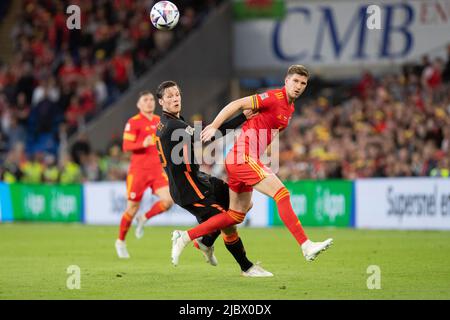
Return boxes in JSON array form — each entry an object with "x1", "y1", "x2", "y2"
[
  {"x1": 217, "y1": 113, "x2": 247, "y2": 135},
  {"x1": 201, "y1": 96, "x2": 253, "y2": 142},
  {"x1": 202, "y1": 112, "x2": 249, "y2": 146}
]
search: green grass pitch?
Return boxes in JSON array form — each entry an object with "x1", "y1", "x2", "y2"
[{"x1": 1, "y1": 223, "x2": 450, "y2": 299}]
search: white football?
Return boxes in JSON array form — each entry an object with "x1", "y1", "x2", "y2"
[{"x1": 150, "y1": 1, "x2": 180, "y2": 30}]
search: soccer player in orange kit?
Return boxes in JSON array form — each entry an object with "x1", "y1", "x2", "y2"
[
  {"x1": 171, "y1": 65, "x2": 333, "y2": 266},
  {"x1": 115, "y1": 91, "x2": 174, "y2": 258}
]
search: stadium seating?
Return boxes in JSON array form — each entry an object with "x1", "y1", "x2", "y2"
[
  {"x1": 0, "y1": 0, "x2": 222, "y2": 183},
  {"x1": 1, "y1": 1, "x2": 449, "y2": 183}
]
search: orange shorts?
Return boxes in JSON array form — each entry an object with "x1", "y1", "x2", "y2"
[
  {"x1": 225, "y1": 153, "x2": 272, "y2": 193},
  {"x1": 126, "y1": 168, "x2": 169, "y2": 201}
]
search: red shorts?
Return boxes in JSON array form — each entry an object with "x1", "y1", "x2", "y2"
[
  {"x1": 126, "y1": 168, "x2": 169, "y2": 201},
  {"x1": 225, "y1": 152, "x2": 272, "y2": 193}
]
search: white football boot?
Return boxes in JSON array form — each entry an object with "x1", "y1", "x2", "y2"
[
  {"x1": 115, "y1": 239, "x2": 130, "y2": 259},
  {"x1": 135, "y1": 215, "x2": 146, "y2": 239},
  {"x1": 193, "y1": 238, "x2": 218, "y2": 266},
  {"x1": 171, "y1": 230, "x2": 191, "y2": 266},
  {"x1": 302, "y1": 238, "x2": 333, "y2": 261},
  {"x1": 241, "y1": 262, "x2": 274, "y2": 277}
]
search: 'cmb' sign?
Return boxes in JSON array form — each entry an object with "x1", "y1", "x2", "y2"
[{"x1": 234, "y1": 0, "x2": 450, "y2": 69}]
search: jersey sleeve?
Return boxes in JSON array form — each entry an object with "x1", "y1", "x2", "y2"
[
  {"x1": 123, "y1": 120, "x2": 137, "y2": 142},
  {"x1": 253, "y1": 91, "x2": 273, "y2": 112},
  {"x1": 122, "y1": 120, "x2": 144, "y2": 151}
]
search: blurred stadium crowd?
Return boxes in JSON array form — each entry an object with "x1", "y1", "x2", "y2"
[
  {"x1": 0, "y1": 0, "x2": 449, "y2": 183},
  {"x1": 275, "y1": 49, "x2": 450, "y2": 180},
  {"x1": 0, "y1": 0, "x2": 219, "y2": 183}
]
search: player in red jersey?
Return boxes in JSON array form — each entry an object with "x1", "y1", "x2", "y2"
[
  {"x1": 171, "y1": 65, "x2": 333, "y2": 266},
  {"x1": 115, "y1": 91, "x2": 174, "y2": 258}
]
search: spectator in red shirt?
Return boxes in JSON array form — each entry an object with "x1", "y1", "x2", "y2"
[
  {"x1": 58, "y1": 54, "x2": 80, "y2": 86},
  {"x1": 110, "y1": 50, "x2": 133, "y2": 92}
]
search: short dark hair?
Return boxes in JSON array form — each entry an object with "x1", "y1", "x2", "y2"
[
  {"x1": 286, "y1": 65, "x2": 309, "y2": 78},
  {"x1": 156, "y1": 81, "x2": 180, "y2": 99},
  {"x1": 138, "y1": 90, "x2": 153, "y2": 98}
]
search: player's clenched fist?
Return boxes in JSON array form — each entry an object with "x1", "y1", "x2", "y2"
[{"x1": 143, "y1": 135, "x2": 154, "y2": 147}]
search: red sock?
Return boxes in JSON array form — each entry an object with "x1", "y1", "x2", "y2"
[
  {"x1": 187, "y1": 210, "x2": 245, "y2": 240},
  {"x1": 274, "y1": 187, "x2": 308, "y2": 245},
  {"x1": 144, "y1": 201, "x2": 168, "y2": 220},
  {"x1": 118, "y1": 212, "x2": 133, "y2": 241}
]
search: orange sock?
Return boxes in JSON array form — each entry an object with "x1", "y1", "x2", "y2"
[
  {"x1": 187, "y1": 210, "x2": 245, "y2": 240},
  {"x1": 118, "y1": 212, "x2": 133, "y2": 241},
  {"x1": 274, "y1": 187, "x2": 308, "y2": 245},
  {"x1": 144, "y1": 201, "x2": 169, "y2": 219}
]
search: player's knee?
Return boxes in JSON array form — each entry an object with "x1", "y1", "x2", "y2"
[
  {"x1": 127, "y1": 202, "x2": 140, "y2": 216},
  {"x1": 246, "y1": 201, "x2": 253, "y2": 213},
  {"x1": 161, "y1": 198, "x2": 174, "y2": 210}
]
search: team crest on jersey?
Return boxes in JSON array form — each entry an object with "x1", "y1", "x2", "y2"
[
  {"x1": 275, "y1": 92, "x2": 284, "y2": 100},
  {"x1": 145, "y1": 126, "x2": 150, "y2": 131},
  {"x1": 185, "y1": 126, "x2": 194, "y2": 135},
  {"x1": 259, "y1": 93, "x2": 269, "y2": 100}
]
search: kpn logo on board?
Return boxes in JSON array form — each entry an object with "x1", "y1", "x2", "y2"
[
  {"x1": 25, "y1": 193, "x2": 45, "y2": 216},
  {"x1": 51, "y1": 192, "x2": 77, "y2": 217},
  {"x1": 314, "y1": 186, "x2": 346, "y2": 223}
]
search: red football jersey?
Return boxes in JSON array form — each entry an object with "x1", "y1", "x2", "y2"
[
  {"x1": 231, "y1": 87, "x2": 295, "y2": 159},
  {"x1": 122, "y1": 113, "x2": 162, "y2": 171}
]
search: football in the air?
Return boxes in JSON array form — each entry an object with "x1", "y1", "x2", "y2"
[{"x1": 150, "y1": 1, "x2": 180, "y2": 30}]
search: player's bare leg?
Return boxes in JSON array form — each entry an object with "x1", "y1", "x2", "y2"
[
  {"x1": 116, "y1": 201, "x2": 140, "y2": 258},
  {"x1": 228, "y1": 189, "x2": 253, "y2": 213},
  {"x1": 253, "y1": 174, "x2": 333, "y2": 261},
  {"x1": 136, "y1": 186, "x2": 173, "y2": 239}
]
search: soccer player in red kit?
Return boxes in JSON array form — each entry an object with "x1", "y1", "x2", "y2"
[
  {"x1": 115, "y1": 91, "x2": 174, "y2": 258},
  {"x1": 171, "y1": 65, "x2": 333, "y2": 266}
]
